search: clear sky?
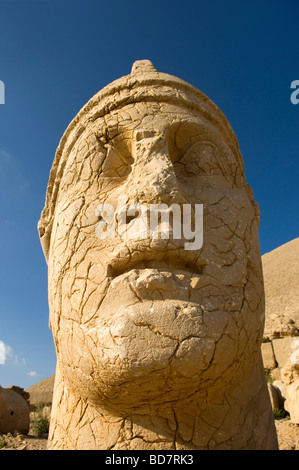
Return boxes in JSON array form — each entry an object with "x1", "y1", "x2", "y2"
[{"x1": 0, "y1": 0, "x2": 298, "y2": 389}]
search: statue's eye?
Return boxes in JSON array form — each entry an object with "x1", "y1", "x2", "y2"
[
  {"x1": 174, "y1": 141, "x2": 222, "y2": 178},
  {"x1": 100, "y1": 138, "x2": 133, "y2": 179}
]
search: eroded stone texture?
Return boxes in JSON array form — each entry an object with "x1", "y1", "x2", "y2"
[
  {"x1": 38, "y1": 60, "x2": 278, "y2": 450},
  {"x1": 281, "y1": 340, "x2": 299, "y2": 423}
]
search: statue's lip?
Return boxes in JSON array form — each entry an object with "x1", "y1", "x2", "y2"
[{"x1": 107, "y1": 245, "x2": 206, "y2": 279}]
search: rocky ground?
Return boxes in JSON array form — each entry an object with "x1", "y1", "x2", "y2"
[
  {"x1": 0, "y1": 433, "x2": 48, "y2": 450},
  {"x1": 1, "y1": 417, "x2": 298, "y2": 450},
  {"x1": 275, "y1": 417, "x2": 299, "y2": 450}
]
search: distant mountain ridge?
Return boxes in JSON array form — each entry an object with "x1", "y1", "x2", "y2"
[{"x1": 26, "y1": 374, "x2": 55, "y2": 405}]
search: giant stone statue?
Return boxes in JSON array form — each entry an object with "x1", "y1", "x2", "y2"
[{"x1": 38, "y1": 60, "x2": 278, "y2": 450}]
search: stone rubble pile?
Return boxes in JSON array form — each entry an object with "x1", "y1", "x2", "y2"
[{"x1": 261, "y1": 238, "x2": 299, "y2": 424}]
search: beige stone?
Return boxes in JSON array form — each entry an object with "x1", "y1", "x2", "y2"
[
  {"x1": 284, "y1": 381, "x2": 299, "y2": 424},
  {"x1": 38, "y1": 60, "x2": 278, "y2": 450},
  {"x1": 271, "y1": 367, "x2": 282, "y2": 381},
  {"x1": 272, "y1": 380, "x2": 287, "y2": 401},
  {"x1": 281, "y1": 340, "x2": 299, "y2": 423},
  {"x1": 261, "y1": 342, "x2": 276, "y2": 370},
  {"x1": 272, "y1": 337, "x2": 296, "y2": 369},
  {"x1": 267, "y1": 383, "x2": 285, "y2": 411}
]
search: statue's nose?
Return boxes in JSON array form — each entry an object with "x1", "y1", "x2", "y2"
[{"x1": 124, "y1": 130, "x2": 187, "y2": 205}]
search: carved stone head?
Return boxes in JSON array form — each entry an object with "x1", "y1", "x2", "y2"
[{"x1": 39, "y1": 61, "x2": 276, "y2": 449}]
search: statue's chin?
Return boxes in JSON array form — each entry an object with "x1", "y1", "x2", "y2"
[{"x1": 61, "y1": 300, "x2": 217, "y2": 411}]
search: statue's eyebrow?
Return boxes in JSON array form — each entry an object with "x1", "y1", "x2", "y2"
[
  {"x1": 96, "y1": 123, "x2": 133, "y2": 147},
  {"x1": 166, "y1": 118, "x2": 221, "y2": 158}
]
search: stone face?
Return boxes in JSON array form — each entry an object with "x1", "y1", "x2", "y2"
[
  {"x1": 0, "y1": 387, "x2": 30, "y2": 435},
  {"x1": 38, "y1": 60, "x2": 278, "y2": 450}
]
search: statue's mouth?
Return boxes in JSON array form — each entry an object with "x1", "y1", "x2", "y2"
[{"x1": 107, "y1": 245, "x2": 206, "y2": 280}]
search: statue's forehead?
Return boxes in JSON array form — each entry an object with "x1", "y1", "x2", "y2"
[
  {"x1": 106, "y1": 101, "x2": 214, "y2": 132},
  {"x1": 76, "y1": 101, "x2": 226, "y2": 147}
]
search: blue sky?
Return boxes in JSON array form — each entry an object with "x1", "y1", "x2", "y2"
[{"x1": 0, "y1": 0, "x2": 298, "y2": 389}]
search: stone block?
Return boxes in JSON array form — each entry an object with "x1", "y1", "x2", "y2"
[
  {"x1": 262, "y1": 342, "x2": 276, "y2": 369},
  {"x1": 272, "y1": 337, "x2": 296, "y2": 368}
]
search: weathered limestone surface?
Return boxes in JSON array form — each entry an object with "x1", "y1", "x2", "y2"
[
  {"x1": 267, "y1": 383, "x2": 285, "y2": 412},
  {"x1": 281, "y1": 340, "x2": 299, "y2": 423},
  {"x1": 38, "y1": 60, "x2": 278, "y2": 450},
  {"x1": 261, "y1": 342, "x2": 276, "y2": 370},
  {"x1": 272, "y1": 337, "x2": 296, "y2": 369}
]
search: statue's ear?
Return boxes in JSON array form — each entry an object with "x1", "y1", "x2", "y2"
[
  {"x1": 252, "y1": 199, "x2": 261, "y2": 227},
  {"x1": 245, "y1": 182, "x2": 261, "y2": 227},
  {"x1": 37, "y1": 220, "x2": 50, "y2": 264}
]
